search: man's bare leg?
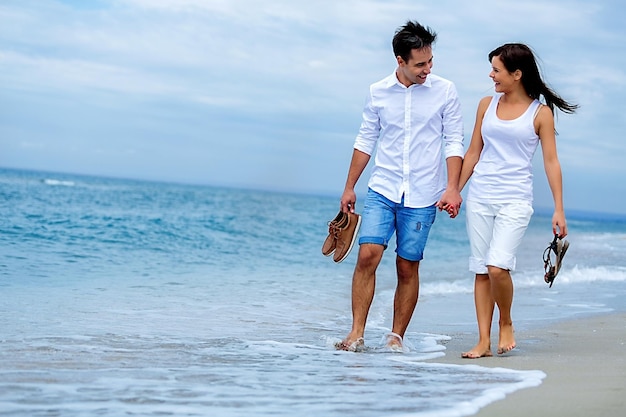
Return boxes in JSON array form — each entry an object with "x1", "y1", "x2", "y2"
[
  {"x1": 462, "y1": 273, "x2": 495, "y2": 358},
  {"x1": 337, "y1": 244, "x2": 384, "y2": 350},
  {"x1": 387, "y1": 256, "x2": 420, "y2": 349},
  {"x1": 488, "y1": 266, "x2": 516, "y2": 354}
]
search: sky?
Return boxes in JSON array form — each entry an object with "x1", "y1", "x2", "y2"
[{"x1": 1, "y1": 0, "x2": 625, "y2": 216}]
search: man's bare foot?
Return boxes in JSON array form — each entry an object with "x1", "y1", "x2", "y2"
[
  {"x1": 497, "y1": 323, "x2": 516, "y2": 355},
  {"x1": 335, "y1": 337, "x2": 364, "y2": 352},
  {"x1": 384, "y1": 332, "x2": 404, "y2": 352},
  {"x1": 461, "y1": 343, "x2": 493, "y2": 359}
]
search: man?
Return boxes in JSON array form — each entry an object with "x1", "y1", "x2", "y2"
[{"x1": 336, "y1": 20, "x2": 464, "y2": 351}]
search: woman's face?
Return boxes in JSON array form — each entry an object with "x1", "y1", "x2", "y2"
[{"x1": 489, "y1": 55, "x2": 518, "y2": 93}]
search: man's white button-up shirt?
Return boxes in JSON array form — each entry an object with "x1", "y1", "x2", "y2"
[{"x1": 354, "y1": 72, "x2": 464, "y2": 208}]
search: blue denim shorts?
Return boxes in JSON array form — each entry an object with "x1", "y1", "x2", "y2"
[{"x1": 358, "y1": 188, "x2": 437, "y2": 261}]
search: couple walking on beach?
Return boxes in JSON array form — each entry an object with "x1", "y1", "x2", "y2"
[{"x1": 328, "y1": 20, "x2": 577, "y2": 357}]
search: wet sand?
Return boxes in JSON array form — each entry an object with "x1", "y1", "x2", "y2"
[{"x1": 432, "y1": 312, "x2": 626, "y2": 417}]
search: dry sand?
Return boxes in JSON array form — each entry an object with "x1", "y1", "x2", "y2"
[{"x1": 430, "y1": 312, "x2": 626, "y2": 417}]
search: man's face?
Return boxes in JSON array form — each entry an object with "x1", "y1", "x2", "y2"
[{"x1": 396, "y1": 47, "x2": 433, "y2": 87}]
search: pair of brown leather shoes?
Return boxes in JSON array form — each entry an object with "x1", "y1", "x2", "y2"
[{"x1": 321, "y1": 211, "x2": 361, "y2": 263}]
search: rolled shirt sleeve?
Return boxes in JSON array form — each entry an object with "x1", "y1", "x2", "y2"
[
  {"x1": 442, "y1": 82, "x2": 465, "y2": 160},
  {"x1": 353, "y1": 89, "x2": 380, "y2": 156}
]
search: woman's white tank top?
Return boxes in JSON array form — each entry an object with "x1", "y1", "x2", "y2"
[{"x1": 467, "y1": 94, "x2": 541, "y2": 203}]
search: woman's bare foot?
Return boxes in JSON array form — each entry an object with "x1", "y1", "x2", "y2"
[
  {"x1": 497, "y1": 322, "x2": 516, "y2": 355},
  {"x1": 461, "y1": 342, "x2": 493, "y2": 359}
]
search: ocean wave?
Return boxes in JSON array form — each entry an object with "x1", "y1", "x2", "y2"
[
  {"x1": 421, "y1": 265, "x2": 626, "y2": 296},
  {"x1": 550, "y1": 265, "x2": 626, "y2": 283},
  {"x1": 42, "y1": 178, "x2": 76, "y2": 187}
]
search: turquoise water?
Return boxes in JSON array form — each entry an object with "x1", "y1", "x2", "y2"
[{"x1": 1, "y1": 167, "x2": 625, "y2": 416}]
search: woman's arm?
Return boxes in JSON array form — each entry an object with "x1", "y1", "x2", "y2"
[
  {"x1": 536, "y1": 105, "x2": 568, "y2": 237},
  {"x1": 459, "y1": 96, "x2": 490, "y2": 191}
]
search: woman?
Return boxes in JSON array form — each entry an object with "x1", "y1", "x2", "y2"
[{"x1": 458, "y1": 43, "x2": 577, "y2": 358}]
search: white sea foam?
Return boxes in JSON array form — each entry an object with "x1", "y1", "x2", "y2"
[
  {"x1": 42, "y1": 178, "x2": 75, "y2": 186},
  {"x1": 421, "y1": 279, "x2": 473, "y2": 295},
  {"x1": 387, "y1": 362, "x2": 546, "y2": 417}
]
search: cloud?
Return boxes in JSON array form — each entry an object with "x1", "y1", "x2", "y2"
[
  {"x1": 0, "y1": 51, "x2": 179, "y2": 96},
  {"x1": 1, "y1": 0, "x2": 626, "y2": 214}
]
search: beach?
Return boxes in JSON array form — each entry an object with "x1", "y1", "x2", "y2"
[{"x1": 431, "y1": 312, "x2": 626, "y2": 416}]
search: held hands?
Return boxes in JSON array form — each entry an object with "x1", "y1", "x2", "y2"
[{"x1": 436, "y1": 189, "x2": 463, "y2": 219}]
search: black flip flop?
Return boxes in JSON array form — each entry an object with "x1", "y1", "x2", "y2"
[{"x1": 543, "y1": 234, "x2": 570, "y2": 288}]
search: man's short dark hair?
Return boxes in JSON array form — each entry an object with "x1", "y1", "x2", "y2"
[{"x1": 392, "y1": 21, "x2": 437, "y2": 63}]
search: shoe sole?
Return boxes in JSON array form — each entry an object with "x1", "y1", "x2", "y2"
[
  {"x1": 334, "y1": 215, "x2": 361, "y2": 263},
  {"x1": 555, "y1": 240, "x2": 570, "y2": 276}
]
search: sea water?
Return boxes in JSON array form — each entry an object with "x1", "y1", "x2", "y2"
[{"x1": 1, "y1": 167, "x2": 625, "y2": 417}]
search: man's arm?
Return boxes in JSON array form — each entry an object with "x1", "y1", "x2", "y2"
[
  {"x1": 437, "y1": 156, "x2": 463, "y2": 218},
  {"x1": 340, "y1": 149, "x2": 371, "y2": 213},
  {"x1": 341, "y1": 86, "x2": 379, "y2": 213},
  {"x1": 437, "y1": 82, "x2": 465, "y2": 217}
]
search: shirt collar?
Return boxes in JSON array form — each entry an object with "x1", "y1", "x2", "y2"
[{"x1": 385, "y1": 70, "x2": 433, "y2": 89}]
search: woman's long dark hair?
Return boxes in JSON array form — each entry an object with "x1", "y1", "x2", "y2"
[{"x1": 489, "y1": 43, "x2": 578, "y2": 114}]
